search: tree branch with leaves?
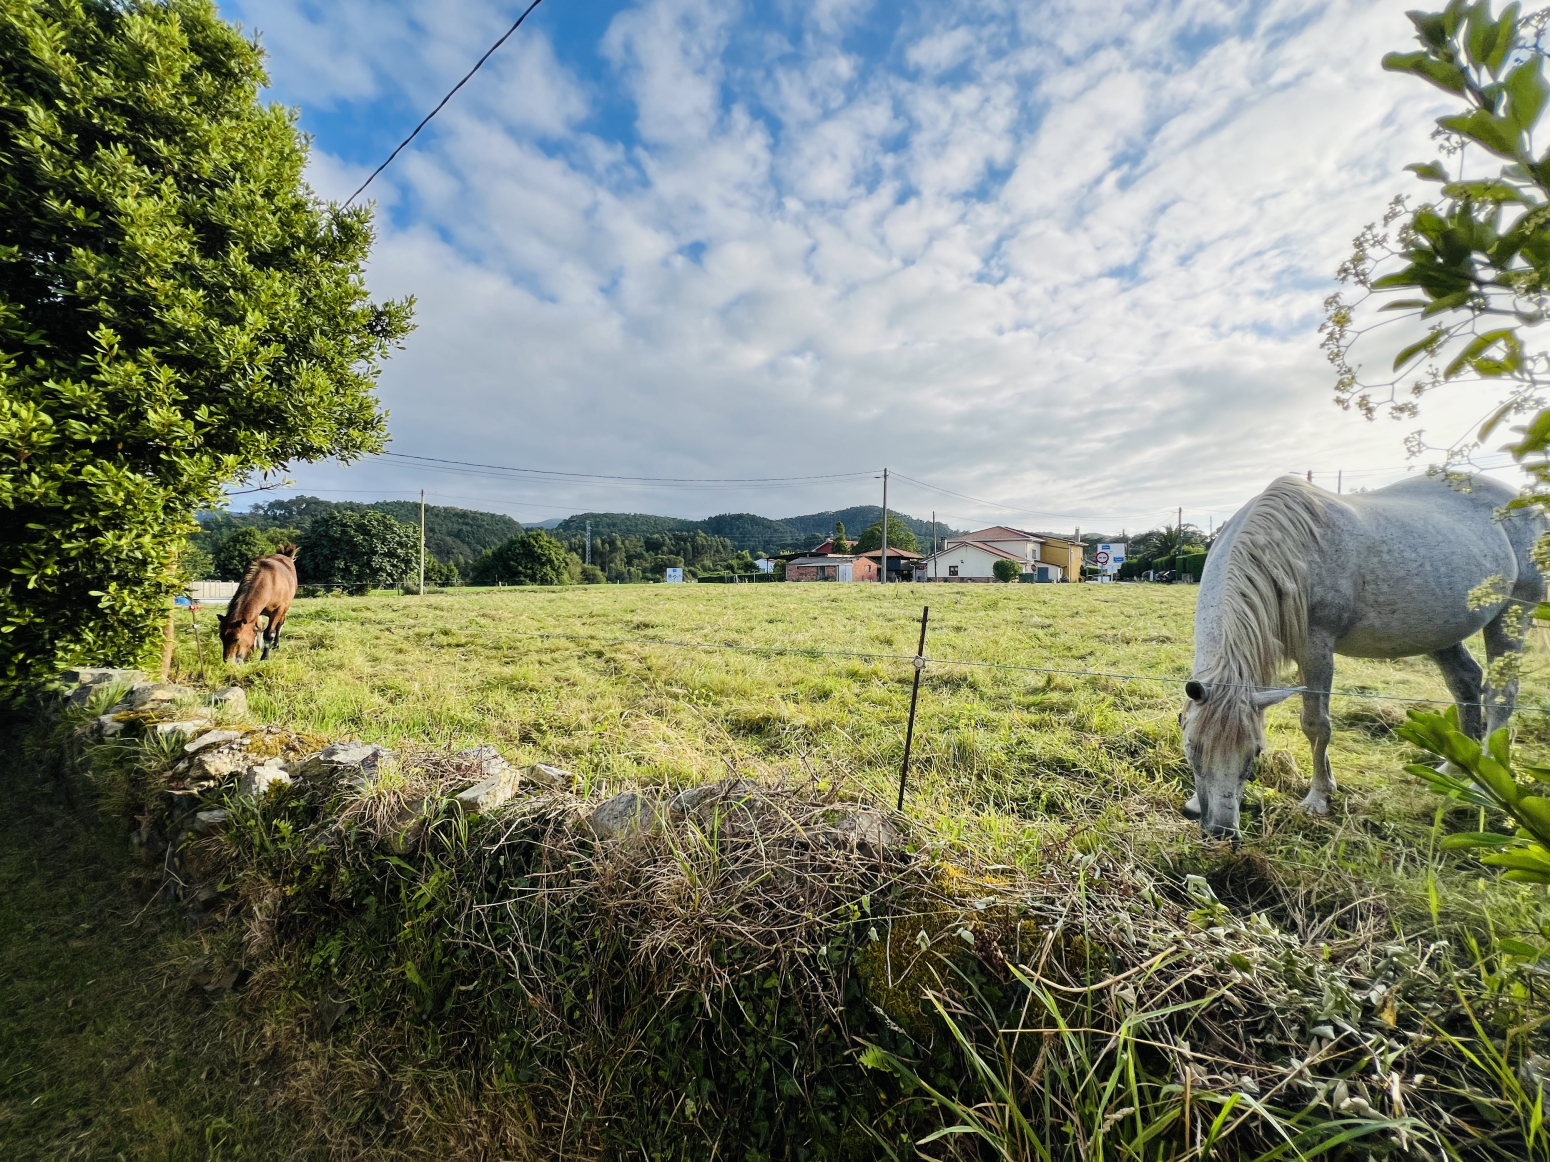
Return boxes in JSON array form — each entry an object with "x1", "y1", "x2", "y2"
[{"x1": 1323, "y1": 2, "x2": 1550, "y2": 489}]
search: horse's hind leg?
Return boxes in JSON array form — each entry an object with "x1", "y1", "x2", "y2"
[
  {"x1": 1483, "y1": 602, "x2": 1534, "y2": 736},
  {"x1": 260, "y1": 610, "x2": 287, "y2": 661},
  {"x1": 1429, "y1": 642, "x2": 1484, "y2": 739},
  {"x1": 1298, "y1": 636, "x2": 1335, "y2": 815}
]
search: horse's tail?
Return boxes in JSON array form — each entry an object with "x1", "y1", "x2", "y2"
[{"x1": 274, "y1": 542, "x2": 299, "y2": 559}]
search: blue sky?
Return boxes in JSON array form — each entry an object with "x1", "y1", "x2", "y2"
[{"x1": 217, "y1": 0, "x2": 1497, "y2": 533}]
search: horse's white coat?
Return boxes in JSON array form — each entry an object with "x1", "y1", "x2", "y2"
[{"x1": 1182, "y1": 473, "x2": 1546, "y2": 837}]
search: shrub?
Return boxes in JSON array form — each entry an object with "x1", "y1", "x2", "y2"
[
  {"x1": 580, "y1": 564, "x2": 606, "y2": 585},
  {"x1": 992, "y1": 558, "x2": 1022, "y2": 583},
  {"x1": 212, "y1": 528, "x2": 275, "y2": 582},
  {"x1": 177, "y1": 541, "x2": 215, "y2": 583},
  {"x1": 0, "y1": 0, "x2": 411, "y2": 694},
  {"x1": 469, "y1": 530, "x2": 572, "y2": 586},
  {"x1": 297, "y1": 510, "x2": 418, "y2": 594},
  {"x1": 423, "y1": 555, "x2": 461, "y2": 588}
]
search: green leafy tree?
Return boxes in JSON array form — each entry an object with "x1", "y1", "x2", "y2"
[
  {"x1": 579, "y1": 563, "x2": 606, "y2": 585},
  {"x1": 423, "y1": 555, "x2": 460, "y2": 588},
  {"x1": 1324, "y1": 3, "x2": 1550, "y2": 505},
  {"x1": 177, "y1": 540, "x2": 213, "y2": 583},
  {"x1": 832, "y1": 521, "x2": 850, "y2": 553},
  {"x1": 297, "y1": 510, "x2": 418, "y2": 595},
  {"x1": 213, "y1": 527, "x2": 275, "y2": 581},
  {"x1": 469, "y1": 530, "x2": 572, "y2": 587},
  {"x1": 992, "y1": 558, "x2": 1022, "y2": 583},
  {"x1": 0, "y1": 0, "x2": 413, "y2": 693},
  {"x1": 853, "y1": 517, "x2": 919, "y2": 554}
]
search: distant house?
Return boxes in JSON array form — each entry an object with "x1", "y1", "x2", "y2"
[
  {"x1": 854, "y1": 546, "x2": 923, "y2": 583},
  {"x1": 785, "y1": 554, "x2": 879, "y2": 582},
  {"x1": 913, "y1": 527, "x2": 1083, "y2": 583},
  {"x1": 772, "y1": 536, "x2": 841, "y2": 565}
]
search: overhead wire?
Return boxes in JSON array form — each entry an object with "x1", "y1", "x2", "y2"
[
  {"x1": 345, "y1": 0, "x2": 547, "y2": 206},
  {"x1": 380, "y1": 451, "x2": 881, "y2": 486}
]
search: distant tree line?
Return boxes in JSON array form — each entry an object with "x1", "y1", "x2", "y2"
[
  {"x1": 553, "y1": 507, "x2": 957, "y2": 556},
  {"x1": 183, "y1": 497, "x2": 952, "y2": 592},
  {"x1": 551, "y1": 529, "x2": 745, "y2": 583},
  {"x1": 1114, "y1": 525, "x2": 1210, "y2": 580},
  {"x1": 191, "y1": 495, "x2": 521, "y2": 573}
]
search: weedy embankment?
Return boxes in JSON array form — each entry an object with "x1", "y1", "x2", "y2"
[{"x1": 7, "y1": 635, "x2": 1550, "y2": 1160}]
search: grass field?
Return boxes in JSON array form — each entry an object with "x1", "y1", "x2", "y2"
[
  {"x1": 172, "y1": 580, "x2": 1550, "y2": 929},
  {"x1": 7, "y1": 580, "x2": 1550, "y2": 1159}
]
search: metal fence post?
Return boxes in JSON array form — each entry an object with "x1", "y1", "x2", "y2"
[{"x1": 898, "y1": 605, "x2": 929, "y2": 811}]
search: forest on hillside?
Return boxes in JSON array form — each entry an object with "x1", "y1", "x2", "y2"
[
  {"x1": 553, "y1": 506, "x2": 960, "y2": 554},
  {"x1": 189, "y1": 497, "x2": 974, "y2": 586},
  {"x1": 193, "y1": 496, "x2": 523, "y2": 568}
]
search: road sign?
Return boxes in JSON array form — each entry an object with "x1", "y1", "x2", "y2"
[
  {"x1": 664, "y1": 568, "x2": 684, "y2": 583},
  {"x1": 1096, "y1": 542, "x2": 1127, "y2": 575}
]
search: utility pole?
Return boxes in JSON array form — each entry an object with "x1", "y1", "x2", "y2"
[
  {"x1": 1307, "y1": 469, "x2": 1313, "y2": 483},
  {"x1": 585, "y1": 520, "x2": 592, "y2": 566},
  {"x1": 932, "y1": 510, "x2": 937, "y2": 582},
  {"x1": 1176, "y1": 505, "x2": 1183, "y2": 580},
  {"x1": 419, "y1": 489, "x2": 426, "y2": 596},
  {"x1": 880, "y1": 467, "x2": 889, "y2": 584},
  {"x1": 1337, "y1": 470, "x2": 1342, "y2": 495},
  {"x1": 1074, "y1": 526, "x2": 1081, "y2": 583}
]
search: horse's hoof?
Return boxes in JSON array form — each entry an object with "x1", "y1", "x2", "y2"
[
  {"x1": 1298, "y1": 794, "x2": 1330, "y2": 816},
  {"x1": 1181, "y1": 795, "x2": 1201, "y2": 821}
]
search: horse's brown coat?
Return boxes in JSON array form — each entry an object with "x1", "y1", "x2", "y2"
[{"x1": 219, "y1": 546, "x2": 298, "y2": 662}]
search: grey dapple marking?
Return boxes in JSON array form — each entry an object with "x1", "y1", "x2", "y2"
[{"x1": 1181, "y1": 473, "x2": 1546, "y2": 838}]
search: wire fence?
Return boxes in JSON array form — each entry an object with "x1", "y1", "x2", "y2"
[{"x1": 179, "y1": 600, "x2": 1550, "y2": 717}]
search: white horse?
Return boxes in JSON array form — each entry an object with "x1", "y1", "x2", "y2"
[{"x1": 1181, "y1": 473, "x2": 1545, "y2": 838}]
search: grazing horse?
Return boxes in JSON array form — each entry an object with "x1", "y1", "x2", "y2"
[
  {"x1": 218, "y1": 545, "x2": 298, "y2": 662},
  {"x1": 1181, "y1": 474, "x2": 1545, "y2": 838}
]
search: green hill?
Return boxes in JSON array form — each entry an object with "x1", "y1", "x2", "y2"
[
  {"x1": 200, "y1": 498, "x2": 963, "y2": 566},
  {"x1": 555, "y1": 508, "x2": 960, "y2": 554},
  {"x1": 194, "y1": 497, "x2": 522, "y2": 567}
]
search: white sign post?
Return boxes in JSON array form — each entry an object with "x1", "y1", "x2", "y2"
[
  {"x1": 1096, "y1": 543, "x2": 1127, "y2": 576},
  {"x1": 664, "y1": 568, "x2": 684, "y2": 583}
]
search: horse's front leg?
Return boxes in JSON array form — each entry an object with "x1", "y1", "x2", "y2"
[{"x1": 1298, "y1": 638, "x2": 1336, "y2": 815}]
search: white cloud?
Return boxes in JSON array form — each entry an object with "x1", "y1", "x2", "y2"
[{"x1": 223, "y1": 0, "x2": 1508, "y2": 532}]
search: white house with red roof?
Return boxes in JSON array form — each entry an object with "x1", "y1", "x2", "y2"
[{"x1": 913, "y1": 526, "x2": 1083, "y2": 583}]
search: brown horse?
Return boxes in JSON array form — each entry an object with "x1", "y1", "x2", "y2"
[{"x1": 218, "y1": 545, "x2": 298, "y2": 662}]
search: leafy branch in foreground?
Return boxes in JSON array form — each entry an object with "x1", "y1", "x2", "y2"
[
  {"x1": 1400, "y1": 707, "x2": 1550, "y2": 893},
  {"x1": 1321, "y1": 2, "x2": 1550, "y2": 482}
]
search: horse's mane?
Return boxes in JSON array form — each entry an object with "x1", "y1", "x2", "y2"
[
  {"x1": 238, "y1": 555, "x2": 267, "y2": 589},
  {"x1": 228, "y1": 546, "x2": 299, "y2": 622},
  {"x1": 1192, "y1": 476, "x2": 1324, "y2": 758}
]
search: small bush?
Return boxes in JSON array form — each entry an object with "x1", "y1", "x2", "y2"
[{"x1": 992, "y1": 558, "x2": 1022, "y2": 583}]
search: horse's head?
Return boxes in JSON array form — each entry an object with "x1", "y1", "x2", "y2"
[
  {"x1": 217, "y1": 612, "x2": 258, "y2": 662},
  {"x1": 1180, "y1": 679, "x2": 1301, "y2": 838}
]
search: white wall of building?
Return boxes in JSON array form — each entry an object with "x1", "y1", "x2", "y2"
[{"x1": 917, "y1": 543, "x2": 1017, "y2": 580}]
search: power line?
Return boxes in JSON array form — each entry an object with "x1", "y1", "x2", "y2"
[
  {"x1": 891, "y1": 472, "x2": 1177, "y2": 525},
  {"x1": 345, "y1": 0, "x2": 547, "y2": 206},
  {"x1": 380, "y1": 451, "x2": 881, "y2": 486}
]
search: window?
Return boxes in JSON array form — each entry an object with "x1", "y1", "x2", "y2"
[{"x1": 948, "y1": 565, "x2": 959, "y2": 576}]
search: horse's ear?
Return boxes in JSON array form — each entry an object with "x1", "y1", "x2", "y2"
[
  {"x1": 1185, "y1": 680, "x2": 1208, "y2": 703},
  {"x1": 1251, "y1": 686, "x2": 1304, "y2": 710}
]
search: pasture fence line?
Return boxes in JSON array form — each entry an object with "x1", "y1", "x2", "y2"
[{"x1": 201, "y1": 607, "x2": 1550, "y2": 718}]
